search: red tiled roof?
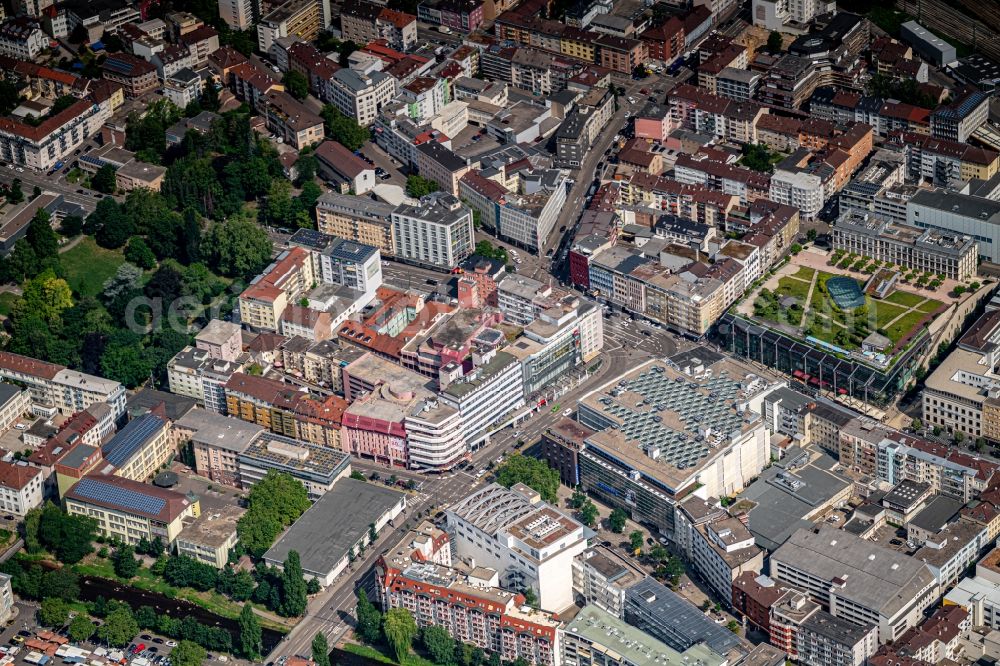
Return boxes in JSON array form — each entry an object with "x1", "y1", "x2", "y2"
[
  {"x1": 0, "y1": 351, "x2": 63, "y2": 379},
  {"x1": 0, "y1": 461, "x2": 40, "y2": 490}
]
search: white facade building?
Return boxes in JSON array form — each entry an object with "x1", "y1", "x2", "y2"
[
  {"x1": 439, "y1": 351, "x2": 525, "y2": 450},
  {"x1": 770, "y1": 169, "x2": 824, "y2": 220},
  {"x1": 446, "y1": 483, "x2": 589, "y2": 612},
  {"x1": 392, "y1": 193, "x2": 475, "y2": 270}
]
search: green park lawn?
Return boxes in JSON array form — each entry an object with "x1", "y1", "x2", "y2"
[
  {"x1": 792, "y1": 266, "x2": 816, "y2": 281},
  {"x1": 775, "y1": 276, "x2": 810, "y2": 302},
  {"x1": 884, "y1": 291, "x2": 926, "y2": 308},
  {"x1": 60, "y1": 237, "x2": 125, "y2": 298}
]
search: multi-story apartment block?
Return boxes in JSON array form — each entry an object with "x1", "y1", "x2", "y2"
[
  {"x1": 750, "y1": 0, "x2": 835, "y2": 32},
  {"x1": 770, "y1": 526, "x2": 938, "y2": 643},
  {"x1": 832, "y1": 211, "x2": 977, "y2": 279},
  {"x1": 218, "y1": 0, "x2": 259, "y2": 30},
  {"x1": 439, "y1": 350, "x2": 525, "y2": 450},
  {"x1": 770, "y1": 168, "x2": 824, "y2": 220},
  {"x1": 392, "y1": 193, "x2": 475, "y2": 270},
  {"x1": 930, "y1": 88, "x2": 990, "y2": 143},
  {"x1": 262, "y1": 91, "x2": 324, "y2": 149},
  {"x1": 0, "y1": 17, "x2": 46, "y2": 60},
  {"x1": 888, "y1": 131, "x2": 1000, "y2": 186},
  {"x1": 65, "y1": 474, "x2": 199, "y2": 546},
  {"x1": 329, "y1": 68, "x2": 396, "y2": 127},
  {"x1": 102, "y1": 52, "x2": 158, "y2": 98},
  {"x1": 316, "y1": 192, "x2": 396, "y2": 257},
  {"x1": 341, "y1": 0, "x2": 417, "y2": 52},
  {"x1": 175, "y1": 504, "x2": 242, "y2": 568},
  {"x1": 0, "y1": 97, "x2": 109, "y2": 172},
  {"x1": 167, "y1": 346, "x2": 243, "y2": 413},
  {"x1": 175, "y1": 408, "x2": 263, "y2": 487},
  {"x1": 570, "y1": 548, "x2": 644, "y2": 618},
  {"x1": 238, "y1": 246, "x2": 314, "y2": 331},
  {"x1": 377, "y1": 523, "x2": 561, "y2": 666},
  {"x1": 446, "y1": 483, "x2": 588, "y2": 612},
  {"x1": 415, "y1": 142, "x2": 470, "y2": 196},
  {"x1": 0, "y1": 462, "x2": 42, "y2": 516},
  {"x1": 0, "y1": 352, "x2": 126, "y2": 419},
  {"x1": 770, "y1": 591, "x2": 879, "y2": 666},
  {"x1": 100, "y1": 413, "x2": 173, "y2": 482},
  {"x1": 224, "y1": 372, "x2": 348, "y2": 449},
  {"x1": 496, "y1": 169, "x2": 568, "y2": 253},
  {"x1": 257, "y1": 0, "x2": 330, "y2": 53},
  {"x1": 195, "y1": 320, "x2": 243, "y2": 363}
]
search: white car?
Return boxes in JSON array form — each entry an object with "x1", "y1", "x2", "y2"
[
  {"x1": 165, "y1": 641, "x2": 177, "y2": 648},
  {"x1": 13, "y1": 423, "x2": 25, "y2": 430},
  {"x1": 15, "y1": 167, "x2": 23, "y2": 173}
]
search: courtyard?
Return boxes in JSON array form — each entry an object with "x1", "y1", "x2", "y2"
[{"x1": 739, "y1": 250, "x2": 946, "y2": 353}]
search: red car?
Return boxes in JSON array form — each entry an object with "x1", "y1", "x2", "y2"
[{"x1": 133, "y1": 644, "x2": 146, "y2": 654}]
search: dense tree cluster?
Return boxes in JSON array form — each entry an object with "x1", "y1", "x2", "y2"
[
  {"x1": 406, "y1": 174, "x2": 440, "y2": 198},
  {"x1": 236, "y1": 471, "x2": 311, "y2": 557},
  {"x1": 495, "y1": 455, "x2": 560, "y2": 503}
]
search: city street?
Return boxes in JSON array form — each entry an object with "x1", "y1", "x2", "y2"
[
  {"x1": 0, "y1": 170, "x2": 99, "y2": 215},
  {"x1": 267, "y1": 318, "x2": 688, "y2": 662}
]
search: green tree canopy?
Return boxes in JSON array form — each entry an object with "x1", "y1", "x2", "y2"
[
  {"x1": 356, "y1": 589, "x2": 382, "y2": 644},
  {"x1": 92, "y1": 164, "x2": 117, "y2": 194},
  {"x1": 68, "y1": 615, "x2": 97, "y2": 643},
  {"x1": 38, "y1": 597, "x2": 71, "y2": 627},
  {"x1": 384, "y1": 608, "x2": 418, "y2": 662},
  {"x1": 421, "y1": 625, "x2": 456, "y2": 665},
  {"x1": 169, "y1": 640, "x2": 207, "y2": 666},
  {"x1": 239, "y1": 603, "x2": 263, "y2": 660},
  {"x1": 283, "y1": 70, "x2": 310, "y2": 100},
  {"x1": 97, "y1": 606, "x2": 139, "y2": 647},
  {"x1": 406, "y1": 174, "x2": 440, "y2": 198},
  {"x1": 113, "y1": 544, "x2": 139, "y2": 578},
  {"x1": 312, "y1": 632, "x2": 331, "y2": 666},
  {"x1": 124, "y1": 237, "x2": 157, "y2": 270},
  {"x1": 767, "y1": 30, "x2": 783, "y2": 51},
  {"x1": 201, "y1": 214, "x2": 273, "y2": 280},
  {"x1": 608, "y1": 508, "x2": 627, "y2": 533},
  {"x1": 495, "y1": 454, "x2": 559, "y2": 503},
  {"x1": 320, "y1": 105, "x2": 369, "y2": 151},
  {"x1": 236, "y1": 471, "x2": 311, "y2": 556},
  {"x1": 280, "y1": 550, "x2": 308, "y2": 617}
]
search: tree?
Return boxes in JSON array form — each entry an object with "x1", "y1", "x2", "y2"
[
  {"x1": 92, "y1": 164, "x2": 117, "y2": 194},
  {"x1": 767, "y1": 30, "x2": 783, "y2": 51},
  {"x1": 101, "y1": 337, "x2": 154, "y2": 388},
  {"x1": 38, "y1": 597, "x2": 71, "y2": 627},
  {"x1": 40, "y1": 568, "x2": 80, "y2": 601},
  {"x1": 124, "y1": 238, "x2": 157, "y2": 269},
  {"x1": 37, "y1": 502, "x2": 96, "y2": 564},
  {"x1": 26, "y1": 209, "x2": 58, "y2": 260},
  {"x1": 384, "y1": 608, "x2": 418, "y2": 662},
  {"x1": 97, "y1": 606, "x2": 139, "y2": 647},
  {"x1": 169, "y1": 641, "x2": 207, "y2": 666},
  {"x1": 59, "y1": 214, "x2": 84, "y2": 237},
  {"x1": 68, "y1": 615, "x2": 97, "y2": 643},
  {"x1": 740, "y1": 143, "x2": 776, "y2": 173},
  {"x1": 911, "y1": 418, "x2": 922, "y2": 431},
  {"x1": 579, "y1": 501, "x2": 599, "y2": 527},
  {"x1": 406, "y1": 174, "x2": 440, "y2": 198},
  {"x1": 422, "y1": 625, "x2": 455, "y2": 665},
  {"x1": 806, "y1": 228, "x2": 817, "y2": 242},
  {"x1": 954, "y1": 431, "x2": 966, "y2": 445},
  {"x1": 8, "y1": 178, "x2": 23, "y2": 204},
  {"x1": 23, "y1": 507, "x2": 42, "y2": 553},
  {"x1": 15, "y1": 270, "x2": 73, "y2": 324},
  {"x1": 202, "y1": 215, "x2": 272, "y2": 280},
  {"x1": 90, "y1": 198, "x2": 136, "y2": 249},
  {"x1": 609, "y1": 508, "x2": 627, "y2": 533},
  {"x1": 320, "y1": 105, "x2": 369, "y2": 151},
  {"x1": 727, "y1": 620, "x2": 740, "y2": 633},
  {"x1": 356, "y1": 589, "x2": 382, "y2": 644},
  {"x1": 495, "y1": 454, "x2": 559, "y2": 503},
  {"x1": 237, "y1": 471, "x2": 311, "y2": 556},
  {"x1": 113, "y1": 544, "x2": 139, "y2": 579},
  {"x1": 312, "y1": 632, "x2": 331, "y2": 666},
  {"x1": 239, "y1": 603, "x2": 263, "y2": 660},
  {"x1": 283, "y1": 71, "x2": 310, "y2": 100},
  {"x1": 280, "y1": 550, "x2": 308, "y2": 617},
  {"x1": 790, "y1": 243, "x2": 802, "y2": 255},
  {"x1": 629, "y1": 530, "x2": 644, "y2": 553}
]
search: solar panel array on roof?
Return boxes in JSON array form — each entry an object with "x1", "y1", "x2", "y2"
[
  {"x1": 72, "y1": 478, "x2": 166, "y2": 517},
  {"x1": 101, "y1": 413, "x2": 164, "y2": 468},
  {"x1": 597, "y1": 367, "x2": 745, "y2": 469}
]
